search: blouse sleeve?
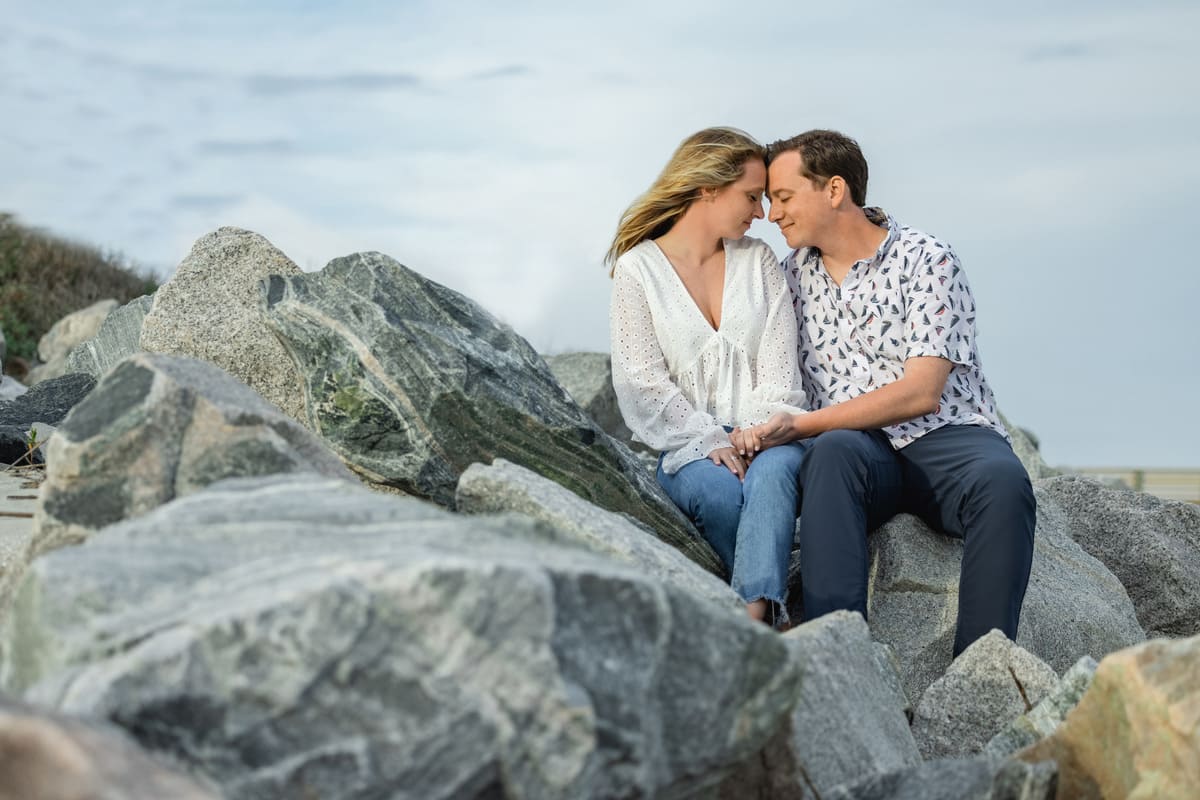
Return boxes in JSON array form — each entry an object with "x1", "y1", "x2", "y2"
[
  {"x1": 745, "y1": 242, "x2": 810, "y2": 421},
  {"x1": 610, "y1": 260, "x2": 730, "y2": 473}
]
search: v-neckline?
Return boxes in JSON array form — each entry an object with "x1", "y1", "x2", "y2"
[{"x1": 650, "y1": 238, "x2": 731, "y2": 333}]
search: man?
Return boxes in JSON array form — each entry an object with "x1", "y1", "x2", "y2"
[{"x1": 738, "y1": 129, "x2": 1034, "y2": 656}]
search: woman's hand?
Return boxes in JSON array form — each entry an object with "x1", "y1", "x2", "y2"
[
  {"x1": 731, "y1": 411, "x2": 798, "y2": 457},
  {"x1": 709, "y1": 446, "x2": 747, "y2": 481}
]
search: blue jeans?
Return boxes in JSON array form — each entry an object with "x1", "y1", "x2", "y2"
[{"x1": 657, "y1": 441, "x2": 809, "y2": 623}]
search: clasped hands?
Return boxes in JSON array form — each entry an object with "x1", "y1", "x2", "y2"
[{"x1": 710, "y1": 411, "x2": 798, "y2": 479}]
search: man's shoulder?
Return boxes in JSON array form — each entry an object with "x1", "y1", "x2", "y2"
[{"x1": 890, "y1": 221, "x2": 956, "y2": 264}]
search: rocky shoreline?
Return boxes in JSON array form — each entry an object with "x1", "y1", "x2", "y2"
[{"x1": 0, "y1": 226, "x2": 1196, "y2": 799}]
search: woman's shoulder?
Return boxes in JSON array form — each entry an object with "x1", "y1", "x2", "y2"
[{"x1": 614, "y1": 239, "x2": 662, "y2": 276}]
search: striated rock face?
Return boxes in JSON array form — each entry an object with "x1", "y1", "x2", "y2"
[
  {"x1": 911, "y1": 630, "x2": 1058, "y2": 760},
  {"x1": 0, "y1": 696, "x2": 219, "y2": 799},
  {"x1": 66, "y1": 293, "x2": 154, "y2": 379},
  {"x1": 867, "y1": 487, "x2": 1145, "y2": 704},
  {"x1": 29, "y1": 353, "x2": 354, "y2": 560},
  {"x1": 544, "y1": 351, "x2": 650, "y2": 453},
  {"x1": 140, "y1": 227, "x2": 307, "y2": 422},
  {"x1": 1039, "y1": 475, "x2": 1200, "y2": 637},
  {"x1": 779, "y1": 611, "x2": 921, "y2": 797},
  {"x1": 456, "y1": 458, "x2": 738, "y2": 612},
  {"x1": 986, "y1": 656, "x2": 1098, "y2": 760},
  {"x1": 26, "y1": 299, "x2": 119, "y2": 386},
  {"x1": 2, "y1": 475, "x2": 799, "y2": 800},
  {"x1": 262, "y1": 251, "x2": 720, "y2": 574},
  {"x1": 1018, "y1": 634, "x2": 1200, "y2": 799},
  {"x1": 0, "y1": 373, "x2": 95, "y2": 430}
]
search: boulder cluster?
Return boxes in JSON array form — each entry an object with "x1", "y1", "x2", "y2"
[{"x1": 0, "y1": 227, "x2": 1196, "y2": 799}]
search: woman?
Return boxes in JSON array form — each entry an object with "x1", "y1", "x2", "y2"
[{"x1": 607, "y1": 127, "x2": 809, "y2": 626}]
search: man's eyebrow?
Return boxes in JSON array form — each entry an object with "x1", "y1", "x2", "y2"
[{"x1": 768, "y1": 188, "x2": 790, "y2": 198}]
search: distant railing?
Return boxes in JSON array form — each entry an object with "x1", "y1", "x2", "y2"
[{"x1": 1069, "y1": 468, "x2": 1200, "y2": 504}]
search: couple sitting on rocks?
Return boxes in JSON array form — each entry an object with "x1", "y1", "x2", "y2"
[{"x1": 608, "y1": 127, "x2": 1035, "y2": 656}]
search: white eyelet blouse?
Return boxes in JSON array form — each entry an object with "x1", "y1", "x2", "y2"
[{"x1": 610, "y1": 236, "x2": 809, "y2": 474}]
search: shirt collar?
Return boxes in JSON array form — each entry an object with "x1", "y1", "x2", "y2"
[{"x1": 798, "y1": 206, "x2": 897, "y2": 274}]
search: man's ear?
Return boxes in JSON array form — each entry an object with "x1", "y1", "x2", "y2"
[{"x1": 828, "y1": 176, "x2": 846, "y2": 208}]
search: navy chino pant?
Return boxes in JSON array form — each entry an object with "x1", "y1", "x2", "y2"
[{"x1": 794, "y1": 424, "x2": 1036, "y2": 656}]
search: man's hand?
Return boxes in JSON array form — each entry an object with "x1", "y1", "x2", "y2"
[
  {"x1": 731, "y1": 412, "x2": 799, "y2": 457},
  {"x1": 709, "y1": 446, "x2": 747, "y2": 481}
]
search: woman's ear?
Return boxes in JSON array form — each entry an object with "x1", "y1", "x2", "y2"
[{"x1": 699, "y1": 186, "x2": 718, "y2": 203}]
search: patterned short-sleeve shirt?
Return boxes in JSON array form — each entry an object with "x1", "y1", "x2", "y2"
[{"x1": 781, "y1": 210, "x2": 1008, "y2": 450}]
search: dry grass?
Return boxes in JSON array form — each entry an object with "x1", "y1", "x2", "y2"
[{"x1": 0, "y1": 213, "x2": 158, "y2": 370}]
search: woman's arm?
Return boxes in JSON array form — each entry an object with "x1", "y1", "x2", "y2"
[{"x1": 610, "y1": 261, "x2": 737, "y2": 475}]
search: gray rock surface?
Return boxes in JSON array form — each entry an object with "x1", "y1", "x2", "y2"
[
  {"x1": 985, "y1": 656, "x2": 1098, "y2": 760},
  {"x1": 29, "y1": 353, "x2": 354, "y2": 561},
  {"x1": 0, "y1": 695, "x2": 219, "y2": 799},
  {"x1": 0, "y1": 325, "x2": 5, "y2": 364},
  {"x1": 2, "y1": 474, "x2": 799, "y2": 800},
  {"x1": 867, "y1": 487, "x2": 1144, "y2": 704},
  {"x1": 912, "y1": 631, "x2": 1058, "y2": 760},
  {"x1": 262, "y1": 251, "x2": 720, "y2": 574},
  {"x1": 456, "y1": 458, "x2": 739, "y2": 612},
  {"x1": 1039, "y1": 474, "x2": 1200, "y2": 637},
  {"x1": 66, "y1": 293, "x2": 154, "y2": 378},
  {"x1": 779, "y1": 611, "x2": 921, "y2": 797},
  {"x1": 544, "y1": 351, "x2": 651, "y2": 453},
  {"x1": 988, "y1": 760, "x2": 1058, "y2": 800},
  {"x1": 826, "y1": 756, "x2": 997, "y2": 800},
  {"x1": 25, "y1": 299, "x2": 118, "y2": 387},
  {"x1": 0, "y1": 373, "x2": 95, "y2": 429},
  {"x1": 140, "y1": 227, "x2": 307, "y2": 422}
]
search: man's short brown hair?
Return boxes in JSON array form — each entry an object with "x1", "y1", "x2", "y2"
[{"x1": 766, "y1": 130, "x2": 869, "y2": 207}]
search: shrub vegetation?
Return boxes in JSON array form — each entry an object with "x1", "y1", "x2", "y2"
[{"x1": 0, "y1": 213, "x2": 158, "y2": 370}]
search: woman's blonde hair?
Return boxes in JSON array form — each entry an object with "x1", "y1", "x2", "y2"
[{"x1": 605, "y1": 127, "x2": 764, "y2": 275}]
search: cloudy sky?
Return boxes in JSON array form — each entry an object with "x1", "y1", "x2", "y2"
[{"x1": 2, "y1": 1, "x2": 1197, "y2": 468}]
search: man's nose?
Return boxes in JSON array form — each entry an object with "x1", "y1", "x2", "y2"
[{"x1": 767, "y1": 203, "x2": 781, "y2": 223}]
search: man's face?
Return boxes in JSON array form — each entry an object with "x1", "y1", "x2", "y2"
[{"x1": 767, "y1": 150, "x2": 829, "y2": 249}]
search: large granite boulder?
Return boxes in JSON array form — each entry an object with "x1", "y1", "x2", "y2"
[
  {"x1": 912, "y1": 631, "x2": 1059, "y2": 760},
  {"x1": 867, "y1": 486, "x2": 1145, "y2": 704},
  {"x1": 1038, "y1": 475, "x2": 1200, "y2": 637},
  {"x1": 0, "y1": 695, "x2": 218, "y2": 799},
  {"x1": 2, "y1": 474, "x2": 800, "y2": 799},
  {"x1": 262, "y1": 251, "x2": 719, "y2": 574},
  {"x1": 456, "y1": 458, "x2": 738, "y2": 612},
  {"x1": 544, "y1": 352, "x2": 650, "y2": 453},
  {"x1": 28, "y1": 353, "x2": 354, "y2": 561},
  {"x1": 985, "y1": 656, "x2": 1098, "y2": 760},
  {"x1": 26, "y1": 299, "x2": 118, "y2": 386},
  {"x1": 66, "y1": 293, "x2": 154, "y2": 378},
  {"x1": 1018, "y1": 634, "x2": 1200, "y2": 798},
  {"x1": 140, "y1": 227, "x2": 307, "y2": 422},
  {"x1": 777, "y1": 611, "x2": 921, "y2": 798}
]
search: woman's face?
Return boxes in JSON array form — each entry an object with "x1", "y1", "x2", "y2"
[{"x1": 709, "y1": 159, "x2": 767, "y2": 239}]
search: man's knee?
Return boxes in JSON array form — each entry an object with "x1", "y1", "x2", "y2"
[{"x1": 966, "y1": 451, "x2": 1035, "y2": 511}]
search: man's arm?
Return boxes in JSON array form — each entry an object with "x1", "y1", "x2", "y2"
[{"x1": 737, "y1": 356, "x2": 951, "y2": 452}]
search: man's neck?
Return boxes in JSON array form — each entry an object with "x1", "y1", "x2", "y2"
[{"x1": 817, "y1": 208, "x2": 888, "y2": 285}]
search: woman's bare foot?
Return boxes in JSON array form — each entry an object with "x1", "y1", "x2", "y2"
[{"x1": 746, "y1": 599, "x2": 768, "y2": 622}]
